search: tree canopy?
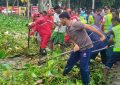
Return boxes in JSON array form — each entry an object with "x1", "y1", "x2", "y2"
[{"x1": 0, "y1": 0, "x2": 119, "y2": 9}]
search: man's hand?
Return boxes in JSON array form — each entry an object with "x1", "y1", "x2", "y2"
[
  {"x1": 28, "y1": 22, "x2": 33, "y2": 26},
  {"x1": 29, "y1": 31, "x2": 34, "y2": 36},
  {"x1": 28, "y1": 22, "x2": 34, "y2": 28},
  {"x1": 100, "y1": 35, "x2": 106, "y2": 42},
  {"x1": 73, "y1": 44, "x2": 80, "y2": 52}
]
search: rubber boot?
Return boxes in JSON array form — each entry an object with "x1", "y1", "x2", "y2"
[
  {"x1": 39, "y1": 48, "x2": 47, "y2": 56},
  {"x1": 38, "y1": 48, "x2": 47, "y2": 65}
]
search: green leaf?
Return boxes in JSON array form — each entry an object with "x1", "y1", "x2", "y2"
[
  {"x1": 0, "y1": 51, "x2": 6, "y2": 58},
  {"x1": 2, "y1": 63, "x2": 11, "y2": 70},
  {"x1": 46, "y1": 71, "x2": 53, "y2": 77},
  {"x1": 24, "y1": 64, "x2": 31, "y2": 68},
  {"x1": 48, "y1": 60, "x2": 54, "y2": 67},
  {"x1": 31, "y1": 73, "x2": 37, "y2": 78}
]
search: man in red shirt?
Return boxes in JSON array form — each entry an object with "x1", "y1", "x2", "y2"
[
  {"x1": 31, "y1": 12, "x2": 41, "y2": 44},
  {"x1": 29, "y1": 10, "x2": 53, "y2": 56},
  {"x1": 45, "y1": 9, "x2": 54, "y2": 31}
]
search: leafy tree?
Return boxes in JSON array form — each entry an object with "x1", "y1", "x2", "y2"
[
  {"x1": 101, "y1": 0, "x2": 115, "y2": 7},
  {"x1": 113, "y1": 0, "x2": 120, "y2": 8}
]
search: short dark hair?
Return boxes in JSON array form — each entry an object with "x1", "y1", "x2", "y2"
[
  {"x1": 59, "y1": 12, "x2": 70, "y2": 19},
  {"x1": 42, "y1": 11, "x2": 47, "y2": 14},
  {"x1": 54, "y1": 5, "x2": 60, "y2": 10},
  {"x1": 115, "y1": 10, "x2": 119, "y2": 17}
]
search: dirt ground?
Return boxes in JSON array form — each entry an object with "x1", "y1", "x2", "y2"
[
  {"x1": 0, "y1": 56, "x2": 120, "y2": 85},
  {"x1": 109, "y1": 61, "x2": 120, "y2": 85},
  {"x1": 0, "y1": 55, "x2": 39, "y2": 69}
]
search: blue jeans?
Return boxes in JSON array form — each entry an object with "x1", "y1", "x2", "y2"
[
  {"x1": 63, "y1": 49, "x2": 91, "y2": 85},
  {"x1": 106, "y1": 52, "x2": 120, "y2": 68},
  {"x1": 106, "y1": 42, "x2": 114, "y2": 59}
]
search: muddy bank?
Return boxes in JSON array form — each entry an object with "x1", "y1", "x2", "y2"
[{"x1": 109, "y1": 61, "x2": 120, "y2": 85}]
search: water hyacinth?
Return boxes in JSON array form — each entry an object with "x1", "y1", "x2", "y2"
[
  {"x1": 4, "y1": 31, "x2": 9, "y2": 35},
  {"x1": 0, "y1": 13, "x2": 111, "y2": 85},
  {"x1": 0, "y1": 14, "x2": 30, "y2": 58}
]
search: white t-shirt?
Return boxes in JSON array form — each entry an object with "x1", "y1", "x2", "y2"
[{"x1": 54, "y1": 13, "x2": 66, "y2": 33}]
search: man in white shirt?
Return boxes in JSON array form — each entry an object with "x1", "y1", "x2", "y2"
[{"x1": 50, "y1": 5, "x2": 66, "y2": 52}]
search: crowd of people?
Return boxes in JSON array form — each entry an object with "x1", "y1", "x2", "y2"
[{"x1": 28, "y1": 5, "x2": 120, "y2": 85}]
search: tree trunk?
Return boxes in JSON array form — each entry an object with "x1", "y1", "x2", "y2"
[
  {"x1": 27, "y1": 0, "x2": 30, "y2": 19},
  {"x1": 49, "y1": 0, "x2": 52, "y2": 9},
  {"x1": 67, "y1": 0, "x2": 70, "y2": 8},
  {"x1": 38, "y1": 0, "x2": 51, "y2": 12},
  {"x1": 38, "y1": 0, "x2": 46, "y2": 12},
  {"x1": 92, "y1": 0, "x2": 95, "y2": 9},
  {"x1": 38, "y1": 0, "x2": 43, "y2": 12},
  {"x1": 6, "y1": 0, "x2": 9, "y2": 15},
  {"x1": 13, "y1": 0, "x2": 16, "y2": 7},
  {"x1": 17, "y1": 0, "x2": 19, "y2": 15}
]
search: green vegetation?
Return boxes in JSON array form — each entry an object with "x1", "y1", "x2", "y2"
[
  {"x1": 0, "y1": 14, "x2": 34, "y2": 58},
  {"x1": 0, "y1": 14, "x2": 108, "y2": 85}
]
